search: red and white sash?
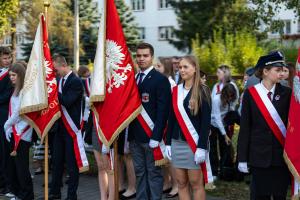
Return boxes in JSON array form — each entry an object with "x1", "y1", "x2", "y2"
[
  {"x1": 0, "y1": 68, "x2": 8, "y2": 81},
  {"x1": 172, "y1": 84, "x2": 213, "y2": 184},
  {"x1": 248, "y1": 84, "x2": 286, "y2": 146},
  {"x1": 59, "y1": 78, "x2": 89, "y2": 173},
  {"x1": 249, "y1": 84, "x2": 300, "y2": 196},
  {"x1": 9, "y1": 98, "x2": 30, "y2": 156},
  {"x1": 136, "y1": 106, "x2": 167, "y2": 166}
]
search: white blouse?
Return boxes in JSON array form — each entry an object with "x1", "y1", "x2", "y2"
[{"x1": 5, "y1": 94, "x2": 32, "y2": 142}]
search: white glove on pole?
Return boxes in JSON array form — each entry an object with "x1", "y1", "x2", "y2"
[
  {"x1": 102, "y1": 145, "x2": 110, "y2": 154},
  {"x1": 165, "y1": 145, "x2": 172, "y2": 161},
  {"x1": 149, "y1": 139, "x2": 159, "y2": 148},
  {"x1": 238, "y1": 162, "x2": 249, "y2": 173},
  {"x1": 194, "y1": 148, "x2": 206, "y2": 165}
]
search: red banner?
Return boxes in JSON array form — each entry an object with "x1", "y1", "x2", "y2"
[
  {"x1": 92, "y1": 0, "x2": 141, "y2": 146},
  {"x1": 284, "y1": 48, "x2": 300, "y2": 183}
]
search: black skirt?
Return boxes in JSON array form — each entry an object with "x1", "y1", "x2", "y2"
[{"x1": 251, "y1": 165, "x2": 290, "y2": 197}]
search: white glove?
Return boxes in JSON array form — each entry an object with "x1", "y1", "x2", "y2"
[
  {"x1": 194, "y1": 148, "x2": 206, "y2": 165},
  {"x1": 238, "y1": 162, "x2": 249, "y2": 173},
  {"x1": 5, "y1": 128, "x2": 12, "y2": 142},
  {"x1": 165, "y1": 145, "x2": 172, "y2": 161},
  {"x1": 149, "y1": 139, "x2": 159, "y2": 148},
  {"x1": 101, "y1": 145, "x2": 110, "y2": 154}
]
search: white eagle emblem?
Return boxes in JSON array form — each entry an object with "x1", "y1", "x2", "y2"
[
  {"x1": 293, "y1": 62, "x2": 300, "y2": 103},
  {"x1": 45, "y1": 59, "x2": 57, "y2": 96},
  {"x1": 106, "y1": 40, "x2": 132, "y2": 93}
]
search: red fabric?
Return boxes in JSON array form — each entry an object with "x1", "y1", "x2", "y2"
[
  {"x1": 284, "y1": 48, "x2": 300, "y2": 182},
  {"x1": 60, "y1": 109, "x2": 84, "y2": 169},
  {"x1": 172, "y1": 86, "x2": 209, "y2": 183},
  {"x1": 248, "y1": 87, "x2": 285, "y2": 146},
  {"x1": 0, "y1": 71, "x2": 8, "y2": 81},
  {"x1": 136, "y1": 115, "x2": 164, "y2": 162},
  {"x1": 93, "y1": 0, "x2": 141, "y2": 145},
  {"x1": 24, "y1": 14, "x2": 60, "y2": 140}
]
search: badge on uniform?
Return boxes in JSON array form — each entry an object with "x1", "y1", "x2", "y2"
[
  {"x1": 275, "y1": 95, "x2": 280, "y2": 101},
  {"x1": 142, "y1": 93, "x2": 150, "y2": 103}
]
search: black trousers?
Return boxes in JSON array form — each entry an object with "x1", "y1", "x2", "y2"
[
  {"x1": 8, "y1": 139, "x2": 34, "y2": 200},
  {"x1": 209, "y1": 126, "x2": 232, "y2": 177},
  {"x1": 0, "y1": 126, "x2": 11, "y2": 189},
  {"x1": 50, "y1": 122, "x2": 79, "y2": 200}
]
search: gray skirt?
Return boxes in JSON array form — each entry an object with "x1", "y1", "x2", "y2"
[{"x1": 171, "y1": 139, "x2": 200, "y2": 170}]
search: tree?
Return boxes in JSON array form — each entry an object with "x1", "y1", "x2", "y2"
[
  {"x1": 192, "y1": 29, "x2": 266, "y2": 75},
  {"x1": 115, "y1": 0, "x2": 141, "y2": 53},
  {"x1": 170, "y1": 0, "x2": 260, "y2": 51},
  {"x1": 0, "y1": 0, "x2": 19, "y2": 38}
]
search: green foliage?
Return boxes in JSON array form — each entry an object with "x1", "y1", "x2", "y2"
[
  {"x1": 193, "y1": 30, "x2": 266, "y2": 75},
  {"x1": 0, "y1": 0, "x2": 19, "y2": 38}
]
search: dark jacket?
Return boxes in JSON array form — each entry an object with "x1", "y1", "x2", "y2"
[
  {"x1": 166, "y1": 84, "x2": 211, "y2": 149},
  {"x1": 128, "y1": 68, "x2": 171, "y2": 143},
  {"x1": 0, "y1": 71, "x2": 13, "y2": 133},
  {"x1": 237, "y1": 83, "x2": 292, "y2": 168},
  {"x1": 58, "y1": 72, "x2": 84, "y2": 129}
]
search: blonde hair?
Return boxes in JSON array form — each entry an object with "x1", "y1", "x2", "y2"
[{"x1": 182, "y1": 56, "x2": 210, "y2": 116}]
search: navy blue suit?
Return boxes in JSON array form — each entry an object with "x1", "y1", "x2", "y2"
[
  {"x1": 0, "y1": 71, "x2": 13, "y2": 189},
  {"x1": 166, "y1": 85, "x2": 211, "y2": 149},
  {"x1": 51, "y1": 72, "x2": 83, "y2": 200},
  {"x1": 128, "y1": 68, "x2": 171, "y2": 200}
]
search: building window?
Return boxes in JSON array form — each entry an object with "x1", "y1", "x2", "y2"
[
  {"x1": 131, "y1": 0, "x2": 145, "y2": 11},
  {"x1": 4, "y1": 36, "x2": 11, "y2": 45},
  {"x1": 158, "y1": 26, "x2": 174, "y2": 40},
  {"x1": 17, "y1": 34, "x2": 24, "y2": 44},
  {"x1": 159, "y1": 0, "x2": 172, "y2": 9},
  {"x1": 285, "y1": 20, "x2": 291, "y2": 34},
  {"x1": 137, "y1": 27, "x2": 145, "y2": 40}
]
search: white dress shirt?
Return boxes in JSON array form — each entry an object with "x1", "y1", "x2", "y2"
[
  {"x1": 5, "y1": 95, "x2": 32, "y2": 142},
  {"x1": 136, "y1": 66, "x2": 154, "y2": 84},
  {"x1": 260, "y1": 81, "x2": 276, "y2": 101}
]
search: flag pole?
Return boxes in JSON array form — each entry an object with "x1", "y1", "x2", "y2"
[
  {"x1": 113, "y1": 138, "x2": 119, "y2": 200},
  {"x1": 44, "y1": 1, "x2": 50, "y2": 200}
]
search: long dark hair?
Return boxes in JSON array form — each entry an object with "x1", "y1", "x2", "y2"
[
  {"x1": 10, "y1": 62, "x2": 26, "y2": 96},
  {"x1": 221, "y1": 83, "x2": 237, "y2": 107},
  {"x1": 159, "y1": 58, "x2": 173, "y2": 78}
]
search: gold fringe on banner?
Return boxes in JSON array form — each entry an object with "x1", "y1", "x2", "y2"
[
  {"x1": 284, "y1": 151, "x2": 300, "y2": 183},
  {"x1": 19, "y1": 103, "x2": 48, "y2": 115}
]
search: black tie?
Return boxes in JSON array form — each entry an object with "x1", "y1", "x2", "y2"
[
  {"x1": 267, "y1": 91, "x2": 272, "y2": 101},
  {"x1": 138, "y1": 73, "x2": 144, "y2": 86}
]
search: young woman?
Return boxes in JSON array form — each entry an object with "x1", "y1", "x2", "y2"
[
  {"x1": 155, "y1": 58, "x2": 177, "y2": 89},
  {"x1": 166, "y1": 56, "x2": 211, "y2": 200},
  {"x1": 238, "y1": 51, "x2": 292, "y2": 200},
  {"x1": 93, "y1": 120, "x2": 115, "y2": 200},
  {"x1": 4, "y1": 62, "x2": 34, "y2": 200},
  {"x1": 155, "y1": 57, "x2": 178, "y2": 198},
  {"x1": 280, "y1": 62, "x2": 295, "y2": 88},
  {"x1": 210, "y1": 65, "x2": 239, "y2": 178}
]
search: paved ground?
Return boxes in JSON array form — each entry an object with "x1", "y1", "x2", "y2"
[{"x1": 0, "y1": 172, "x2": 223, "y2": 200}]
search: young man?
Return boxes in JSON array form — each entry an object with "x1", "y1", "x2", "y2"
[
  {"x1": 0, "y1": 47, "x2": 13, "y2": 196},
  {"x1": 172, "y1": 56, "x2": 181, "y2": 84},
  {"x1": 50, "y1": 55, "x2": 87, "y2": 200},
  {"x1": 128, "y1": 43, "x2": 171, "y2": 200}
]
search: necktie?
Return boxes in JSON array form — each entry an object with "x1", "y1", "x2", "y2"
[
  {"x1": 267, "y1": 91, "x2": 272, "y2": 101},
  {"x1": 138, "y1": 73, "x2": 144, "y2": 86}
]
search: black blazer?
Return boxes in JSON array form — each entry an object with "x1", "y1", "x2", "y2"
[
  {"x1": 166, "y1": 85, "x2": 211, "y2": 149},
  {"x1": 58, "y1": 72, "x2": 84, "y2": 129},
  {"x1": 0, "y1": 72, "x2": 13, "y2": 132},
  {"x1": 237, "y1": 83, "x2": 292, "y2": 168},
  {"x1": 128, "y1": 68, "x2": 171, "y2": 143}
]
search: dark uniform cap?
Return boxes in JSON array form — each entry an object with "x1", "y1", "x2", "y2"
[{"x1": 255, "y1": 51, "x2": 286, "y2": 69}]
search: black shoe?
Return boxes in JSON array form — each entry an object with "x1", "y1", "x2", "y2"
[
  {"x1": 120, "y1": 193, "x2": 136, "y2": 200},
  {"x1": 118, "y1": 189, "x2": 125, "y2": 195},
  {"x1": 64, "y1": 197, "x2": 77, "y2": 200},
  {"x1": 48, "y1": 193, "x2": 61, "y2": 200}
]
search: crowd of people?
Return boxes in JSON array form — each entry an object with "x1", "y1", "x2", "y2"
[{"x1": 0, "y1": 42, "x2": 296, "y2": 200}]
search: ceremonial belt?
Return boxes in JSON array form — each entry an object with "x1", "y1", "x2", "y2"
[
  {"x1": 172, "y1": 84, "x2": 213, "y2": 184},
  {"x1": 136, "y1": 106, "x2": 167, "y2": 166},
  {"x1": 59, "y1": 78, "x2": 89, "y2": 173},
  {"x1": 0, "y1": 69, "x2": 8, "y2": 81}
]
